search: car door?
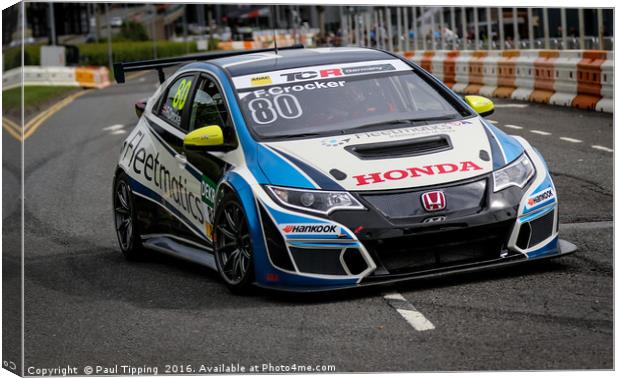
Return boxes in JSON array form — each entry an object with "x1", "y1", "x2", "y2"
[
  {"x1": 183, "y1": 73, "x2": 238, "y2": 243},
  {"x1": 143, "y1": 71, "x2": 212, "y2": 245}
]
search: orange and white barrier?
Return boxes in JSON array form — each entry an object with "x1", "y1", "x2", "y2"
[
  {"x1": 401, "y1": 49, "x2": 613, "y2": 113},
  {"x1": 75, "y1": 66, "x2": 111, "y2": 89},
  {"x1": 217, "y1": 41, "x2": 259, "y2": 51},
  {"x1": 3, "y1": 66, "x2": 110, "y2": 90},
  {"x1": 218, "y1": 34, "x2": 298, "y2": 51}
]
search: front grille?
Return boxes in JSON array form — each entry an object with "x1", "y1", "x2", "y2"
[
  {"x1": 289, "y1": 247, "x2": 347, "y2": 275},
  {"x1": 364, "y1": 220, "x2": 514, "y2": 275},
  {"x1": 528, "y1": 210, "x2": 555, "y2": 246},
  {"x1": 516, "y1": 209, "x2": 556, "y2": 250},
  {"x1": 361, "y1": 178, "x2": 487, "y2": 221}
]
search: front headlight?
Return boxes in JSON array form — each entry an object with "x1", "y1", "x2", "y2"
[
  {"x1": 493, "y1": 153, "x2": 535, "y2": 192},
  {"x1": 266, "y1": 186, "x2": 365, "y2": 215}
]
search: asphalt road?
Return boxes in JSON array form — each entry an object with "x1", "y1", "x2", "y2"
[{"x1": 3, "y1": 71, "x2": 613, "y2": 373}]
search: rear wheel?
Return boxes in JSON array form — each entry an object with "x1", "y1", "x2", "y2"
[
  {"x1": 213, "y1": 193, "x2": 254, "y2": 294},
  {"x1": 113, "y1": 172, "x2": 146, "y2": 260}
]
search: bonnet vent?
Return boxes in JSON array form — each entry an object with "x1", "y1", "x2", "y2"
[{"x1": 344, "y1": 134, "x2": 452, "y2": 160}]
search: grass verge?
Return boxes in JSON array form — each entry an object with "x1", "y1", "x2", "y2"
[{"x1": 3, "y1": 86, "x2": 80, "y2": 116}]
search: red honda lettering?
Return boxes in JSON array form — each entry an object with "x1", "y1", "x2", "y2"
[
  {"x1": 353, "y1": 172, "x2": 384, "y2": 186},
  {"x1": 384, "y1": 170, "x2": 408, "y2": 180},
  {"x1": 407, "y1": 166, "x2": 435, "y2": 177},
  {"x1": 435, "y1": 163, "x2": 459, "y2": 174},
  {"x1": 461, "y1": 161, "x2": 483, "y2": 171}
]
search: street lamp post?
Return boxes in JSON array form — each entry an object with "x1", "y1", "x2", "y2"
[
  {"x1": 105, "y1": 3, "x2": 113, "y2": 71},
  {"x1": 486, "y1": 7, "x2": 491, "y2": 50},
  {"x1": 499, "y1": 8, "x2": 505, "y2": 50},
  {"x1": 461, "y1": 7, "x2": 467, "y2": 50},
  {"x1": 527, "y1": 7, "x2": 534, "y2": 49},
  {"x1": 440, "y1": 8, "x2": 445, "y2": 50},
  {"x1": 513, "y1": 7, "x2": 520, "y2": 49},
  {"x1": 543, "y1": 7, "x2": 550, "y2": 49},
  {"x1": 48, "y1": 3, "x2": 56, "y2": 45},
  {"x1": 151, "y1": 4, "x2": 157, "y2": 58}
]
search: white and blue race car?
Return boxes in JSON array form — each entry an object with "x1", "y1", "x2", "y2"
[{"x1": 112, "y1": 46, "x2": 576, "y2": 293}]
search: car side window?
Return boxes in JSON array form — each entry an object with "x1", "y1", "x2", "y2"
[
  {"x1": 158, "y1": 75, "x2": 195, "y2": 130},
  {"x1": 189, "y1": 76, "x2": 232, "y2": 133}
]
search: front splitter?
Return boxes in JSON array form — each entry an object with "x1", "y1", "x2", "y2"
[{"x1": 253, "y1": 239, "x2": 577, "y2": 293}]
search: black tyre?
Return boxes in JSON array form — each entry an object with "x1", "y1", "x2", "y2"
[
  {"x1": 113, "y1": 171, "x2": 146, "y2": 260},
  {"x1": 213, "y1": 192, "x2": 255, "y2": 294}
]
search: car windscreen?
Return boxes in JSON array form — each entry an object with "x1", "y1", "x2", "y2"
[{"x1": 232, "y1": 59, "x2": 464, "y2": 139}]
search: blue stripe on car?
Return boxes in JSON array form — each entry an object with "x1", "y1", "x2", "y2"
[
  {"x1": 523, "y1": 174, "x2": 556, "y2": 214},
  {"x1": 519, "y1": 205, "x2": 554, "y2": 223},
  {"x1": 481, "y1": 122, "x2": 506, "y2": 169},
  {"x1": 256, "y1": 144, "x2": 318, "y2": 188},
  {"x1": 270, "y1": 147, "x2": 345, "y2": 191},
  {"x1": 482, "y1": 120, "x2": 524, "y2": 164},
  {"x1": 526, "y1": 237, "x2": 559, "y2": 259}
]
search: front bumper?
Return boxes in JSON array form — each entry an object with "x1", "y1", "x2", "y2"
[
  {"x1": 253, "y1": 144, "x2": 574, "y2": 292},
  {"x1": 254, "y1": 238, "x2": 577, "y2": 293},
  {"x1": 254, "y1": 172, "x2": 572, "y2": 292}
]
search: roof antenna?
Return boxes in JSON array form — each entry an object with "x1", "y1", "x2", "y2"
[{"x1": 271, "y1": 6, "x2": 278, "y2": 54}]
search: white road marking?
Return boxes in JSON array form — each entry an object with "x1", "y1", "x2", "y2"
[
  {"x1": 560, "y1": 137, "x2": 583, "y2": 143},
  {"x1": 103, "y1": 124, "x2": 125, "y2": 131},
  {"x1": 504, "y1": 124, "x2": 523, "y2": 130},
  {"x1": 111, "y1": 129, "x2": 127, "y2": 135},
  {"x1": 530, "y1": 130, "x2": 552, "y2": 135},
  {"x1": 592, "y1": 145, "x2": 613, "y2": 153},
  {"x1": 493, "y1": 103, "x2": 529, "y2": 108},
  {"x1": 487, "y1": 120, "x2": 498, "y2": 124},
  {"x1": 383, "y1": 292, "x2": 435, "y2": 331}
]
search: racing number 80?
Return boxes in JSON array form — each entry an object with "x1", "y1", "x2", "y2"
[
  {"x1": 172, "y1": 79, "x2": 193, "y2": 110},
  {"x1": 248, "y1": 94, "x2": 302, "y2": 125}
]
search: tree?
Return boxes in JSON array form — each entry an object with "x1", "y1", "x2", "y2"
[{"x1": 115, "y1": 21, "x2": 149, "y2": 41}]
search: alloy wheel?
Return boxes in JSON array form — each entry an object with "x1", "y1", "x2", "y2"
[
  {"x1": 215, "y1": 201, "x2": 252, "y2": 285},
  {"x1": 114, "y1": 180, "x2": 133, "y2": 251}
]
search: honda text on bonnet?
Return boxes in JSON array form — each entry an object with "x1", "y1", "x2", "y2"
[{"x1": 112, "y1": 46, "x2": 576, "y2": 293}]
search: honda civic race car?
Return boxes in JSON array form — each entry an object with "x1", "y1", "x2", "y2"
[{"x1": 112, "y1": 46, "x2": 576, "y2": 293}]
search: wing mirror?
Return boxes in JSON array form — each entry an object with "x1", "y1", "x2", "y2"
[
  {"x1": 184, "y1": 125, "x2": 235, "y2": 151},
  {"x1": 135, "y1": 99, "x2": 146, "y2": 118},
  {"x1": 464, "y1": 95, "x2": 495, "y2": 117}
]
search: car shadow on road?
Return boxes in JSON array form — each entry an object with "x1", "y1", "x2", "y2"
[
  {"x1": 24, "y1": 238, "x2": 577, "y2": 310},
  {"x1": 264, "y1": 258, "x2": 575, "y2": 304}
]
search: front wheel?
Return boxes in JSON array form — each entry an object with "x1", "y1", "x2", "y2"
[{"x1": 213, "y1": 193, "x2": 255, "y2": 294}]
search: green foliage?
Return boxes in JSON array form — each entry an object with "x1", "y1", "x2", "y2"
[
  {"x1": 2, "y1": 86, "x2": 78, "y2": 113},
  {"x1": 3, "y1": 44, "x2": 42, "y2": 71},
  {"x1": 114, "y1": 21, "x2": 149, "y2": 42},
  {"x1": 78, "y1": 41, "x2": 199, "y2": 66},
  {"x1": 3, "y1": 41, "x2": 202, "y2": 70}
]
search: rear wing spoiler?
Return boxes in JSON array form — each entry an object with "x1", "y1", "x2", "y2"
[{"x1": 113, "y1": 44, "x2": 304, "y2": 84}]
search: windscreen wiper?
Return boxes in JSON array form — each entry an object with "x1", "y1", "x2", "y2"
[
  {"x1": 271, "y1": 132, "x2": 324, "y2": 140},
  {"x1": 344, "y1": 114, "x2": 459, "y2": 133}
]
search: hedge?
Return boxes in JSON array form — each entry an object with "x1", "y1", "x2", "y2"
[
  {"x1": 3, "y1": 41, "x2": 203, "y2": 71},
  {"x1": 78, "y1": 41, "x2": 199, "y2": 66},
  {"x1": 3, "y1": 44, "x2": 42, "y2": 71}
]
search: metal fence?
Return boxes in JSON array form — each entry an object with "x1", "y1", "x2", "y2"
[{"x1": 340, "y1": 7, "x2": 613, "y2": 51}]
